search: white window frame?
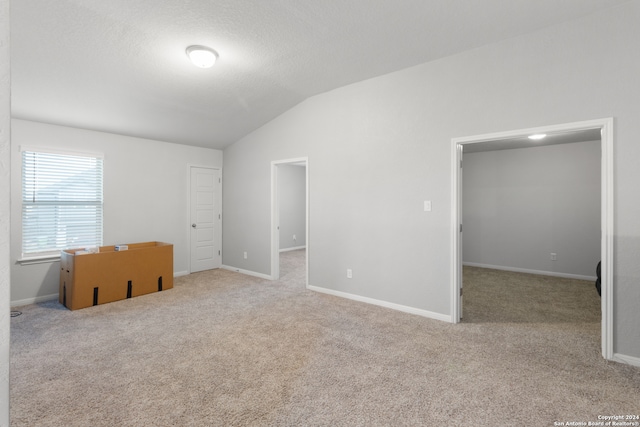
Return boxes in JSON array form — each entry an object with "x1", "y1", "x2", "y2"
[{"x1": 20, "y1": 146, "x2": 104, "y2": 262}]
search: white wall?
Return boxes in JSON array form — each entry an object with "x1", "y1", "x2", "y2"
[
  {"x1": 1, "y1": 0, "x2": 11, "y2": 422},
  {"x1": 462, "y1": 141, "x2": 601, "y2": 279},
  {"x1": 278, "y1": 165, "x2": 306, "y2": 250},
  {"x1": 223, "y1": 1, "x2": 640, "y2": 359},
  {"x1": 10, "y1": 119, "x2": 223, "y2": 305}
]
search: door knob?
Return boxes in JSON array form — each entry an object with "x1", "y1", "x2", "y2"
[{"x1": 191, "y1": 223, "x2": 196, "y2": 228}]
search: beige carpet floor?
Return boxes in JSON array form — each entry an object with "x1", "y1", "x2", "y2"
[{"x1": 10, "y1": 251, "x2": 640, "y2": 426}]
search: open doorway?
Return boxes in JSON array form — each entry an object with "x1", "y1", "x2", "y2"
[
  {"x1": 451, "y1": 118, "x2": 614, "y2": 360},
  {"x1": 271, "y1": 158, "x2": 309, "y2": 286}
]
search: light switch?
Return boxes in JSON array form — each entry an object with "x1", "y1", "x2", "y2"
[{"x1": 424, "y1": 201, "x2": 432, "y2": 212}]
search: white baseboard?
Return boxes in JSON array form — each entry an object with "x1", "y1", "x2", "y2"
[
  {"x1": 279, "y1": 245, "x2": 306, "y2": 253},
  {"x1": 307, "y1": 285, "x2": 451, "y2": 323},
  {"x1": 221, "y1": 265, "x2": 273, "y2": 281},
  {"x1": 11, "y1": 293, "x2": 59, "y2": 308},
  {"x1": 12, "y1": 271, "x2": 188, "y2": 308},
  {"x1": 463, "y1": 262, "x2": 597, "y2": 282},
  {"x1": 612, "y1": 353, "x2": 640, "y2": 368}
]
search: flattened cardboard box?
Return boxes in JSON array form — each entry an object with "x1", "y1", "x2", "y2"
[{"x1": 59, "y1": 241, "x2": 173, "y2": 310}]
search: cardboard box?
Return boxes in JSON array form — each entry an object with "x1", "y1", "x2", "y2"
[{"x1": 59, "y1": 241, "x2": 173, "y2": 310}]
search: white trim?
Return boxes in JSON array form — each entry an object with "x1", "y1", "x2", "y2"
[
  {"x1": 271, "y1": 157, "x2": 309, "y2": 287},
  {"x1": 187, "y1": 164, "x2": 223, "y2": 274},
  {"x1": 463, "y1": 262, "x2": 597, "y2": 282},
  {"x1": 221, "y1": 265, "x2": 273, "y2": 280},
  {"x1": 12, "y1": 270, "x2": 190, "y2": 306},
  {"x1": 11, "y1": 293, "x2": 59, "y2": 308},
  {"x1": 308, "y1": 285, "x2": 452, "y2": 323},
  {"x1": 20, "y1": 145, "x2": 104, "y2": 159},
  {"x1": 600, "y1": 119, "x2": 615, "y2": 361},
  {"x1": 17, "y1": 254, "x2": 61, "y2": 265},
  {"x1": 612, "y1": 353, "x2": 640, "y2": 368},
  {"x1": 451, "y1": 118, "x2": 614, "y2": 361},
  {"x1": 451, "y1": 141, "x2": 463, "y2": 323},
  {"x1": 279, "y1": 245, "x2": 306, "y2": 253}
]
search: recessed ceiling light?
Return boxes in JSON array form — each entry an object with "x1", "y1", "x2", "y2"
[
  {"x1": 528, "y1": 134, "x2": 547, "y2": 140},
  {"x1": 186, "y1": 45, "x2": 218, "y2": 68}
]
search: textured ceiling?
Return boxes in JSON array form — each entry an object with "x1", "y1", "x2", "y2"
[{"x1": 10, "y1": 0, "x2": 630, "y2": 149}]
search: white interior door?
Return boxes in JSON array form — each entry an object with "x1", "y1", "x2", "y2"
[{"x1": 190, "y1": 167, "x2": 221, "y2": 273}]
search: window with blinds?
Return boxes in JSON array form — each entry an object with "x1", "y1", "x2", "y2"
[{"x1": 21, "y1": 149, "x2": 104, "y2": 257}]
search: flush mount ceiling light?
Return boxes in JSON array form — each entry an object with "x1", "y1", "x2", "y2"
[
  {"x1": 186, "y1": 45, "x2": 218, "y2": 68},
  {"x1": 528, "y1": 134, "x2": 547, "y2": 140}
]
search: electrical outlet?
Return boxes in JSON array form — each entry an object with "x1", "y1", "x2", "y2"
[
  {"x1": 550, "y1": 253, "x2": 557, "y2": 261},
  {"x1": 347, "y1": 269, "x2": 352, "y2": 279},
  {"x1": 244, "y1": 251, "x2": 248, "y2": 259}
]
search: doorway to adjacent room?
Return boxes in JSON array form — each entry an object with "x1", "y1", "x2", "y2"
[
  {"x1": 271, "y1": 158, "x2": 309, "y2": 286},
  {"x1": 451, "y1": 118, "x2": 614, "y2": 360}
]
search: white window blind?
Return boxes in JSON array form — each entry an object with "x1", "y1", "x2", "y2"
[{"x1": 22, "y1": 149, "x2": 103, "y2": 257}]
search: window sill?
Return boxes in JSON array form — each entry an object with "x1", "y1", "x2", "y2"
[{"x1": 17, "y1": 255, "x2": 61, "y2": 265}]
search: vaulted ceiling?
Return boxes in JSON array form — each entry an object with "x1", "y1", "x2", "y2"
[{"x1": 10, "y1": 0, "x2": 630, "y2": 149}]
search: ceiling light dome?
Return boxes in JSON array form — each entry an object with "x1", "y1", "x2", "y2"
[{"x1": 186, "y1": 45, "x2": 218, "y2": 68}]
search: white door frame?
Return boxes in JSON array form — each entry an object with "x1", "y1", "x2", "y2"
[
  {"x1": 450, "y1": 118, "x2": 614, "y2": 360},
  {"x1": 271, "y1": 157, "x2": 309, "y2": 285},
  {"x1": 187, "y1": 164, "x2": 222, "y2": 274}
]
